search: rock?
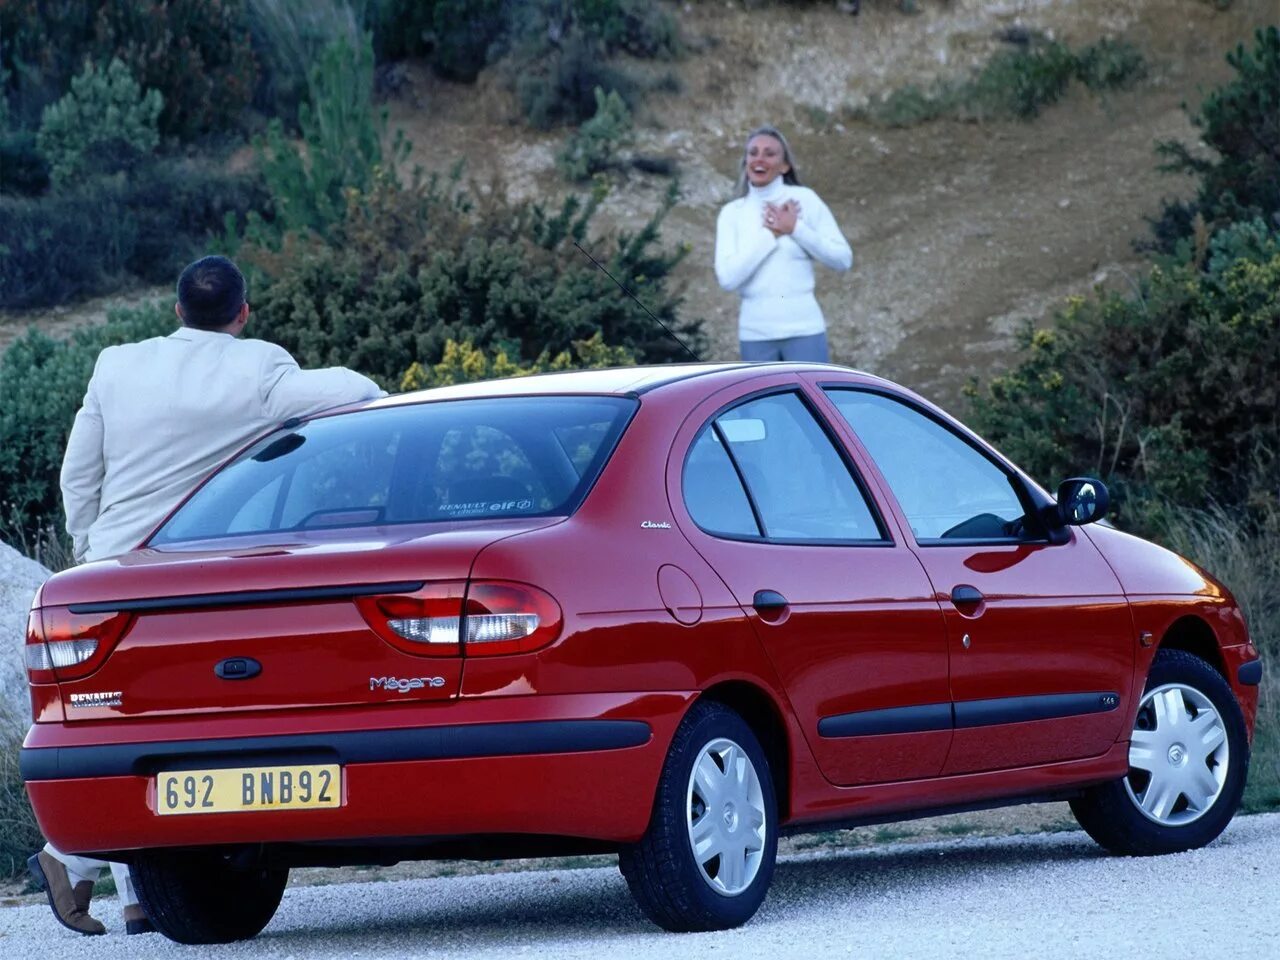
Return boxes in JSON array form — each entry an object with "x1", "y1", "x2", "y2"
[{"x1": 0, "y1": 541, "x2": 51, "y2": 732}]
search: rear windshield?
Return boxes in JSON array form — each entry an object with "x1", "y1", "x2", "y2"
[{"x1": 150, "y1": 395, "x2": 637, "y2": 544}]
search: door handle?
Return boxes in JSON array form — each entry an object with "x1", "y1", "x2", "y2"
[
  {"x1": 753, "y1": 589, "x2": 788, "y2": 612},
  {"x1": 950, "y1": 585, "x2": 984, "y2": 606}
]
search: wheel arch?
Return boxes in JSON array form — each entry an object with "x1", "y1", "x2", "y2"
[
  {"x1": 698, "y1": 680, "x2": 792, "y2": 822},
  {"x1": 1158, "y1": 615, "x2": 1226, "y2": 678}
]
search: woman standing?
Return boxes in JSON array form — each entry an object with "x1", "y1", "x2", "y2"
[{"x1": 715, "y1": 125, "x2": 853, "y2": 362}]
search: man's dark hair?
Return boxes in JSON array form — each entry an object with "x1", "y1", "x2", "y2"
[{"x1": 176, "y1": 255, "x2": 247, "y2": 330}]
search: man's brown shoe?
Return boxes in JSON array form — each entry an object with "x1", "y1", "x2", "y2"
[{"x1": 27, "y1": 852, "x2": 106, "y2": 936}]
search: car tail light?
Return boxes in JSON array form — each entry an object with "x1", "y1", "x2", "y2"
[
  {"x1": 356, "y1": 583, "x2": 468, "y2": 657},
  {"x1": 356, "y1": 581, "x2": 562, "y2": 658},
  {"x1": 463, "y1": 582, "x2": 562, "y2": 656},
  {"x1": 24, "y1": 607, "x2": 133, "y2": 682}
]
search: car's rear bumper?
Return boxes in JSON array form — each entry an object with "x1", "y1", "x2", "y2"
[{"x1": 23, "y1": 691, "x2": 691, "y2": 856}]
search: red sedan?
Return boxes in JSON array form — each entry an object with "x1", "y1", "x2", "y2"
[{"x1": 22, "y1": 363, "x2": 1261, "y2": 943}]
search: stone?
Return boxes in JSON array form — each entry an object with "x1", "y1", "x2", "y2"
[{"x1": 0, "y1": 541, "x2": 51, "y2": 732}]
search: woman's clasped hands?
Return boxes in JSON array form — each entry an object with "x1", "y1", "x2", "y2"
[{"x1": 764, "y1": 199, "x2": 800, "y2": 236}]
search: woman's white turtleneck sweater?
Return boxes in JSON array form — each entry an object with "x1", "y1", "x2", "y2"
[{"x1": 714, "y1": 178, "x2": 852, "y2": 342}]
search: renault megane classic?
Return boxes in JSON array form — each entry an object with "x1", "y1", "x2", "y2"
[{"x1": 21, "y1": 363, "x2": 1261, "y2": 943}]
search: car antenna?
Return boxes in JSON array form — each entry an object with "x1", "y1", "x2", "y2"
[{"x1": 572, "y1": 240, "x2": 702, "y2": 363}]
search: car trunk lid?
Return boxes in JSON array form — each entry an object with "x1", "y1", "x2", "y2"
[{"x1": 37, "y1": 519, "x2": 560, "y2": 721}]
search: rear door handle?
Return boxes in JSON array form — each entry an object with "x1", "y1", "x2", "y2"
[
  {"x1": 950, "y1": 585, "x2": 984, "y2": 606},
  {"x1": 753, "y1": 589, "x2": 788, "y2": 612}
]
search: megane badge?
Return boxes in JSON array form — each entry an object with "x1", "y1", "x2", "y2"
[{"x1": 370, "y1": 676, "x2": 446, "y2": 693}]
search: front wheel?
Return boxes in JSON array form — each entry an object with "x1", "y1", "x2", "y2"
[
  {"x1": 132, "y1": 848, "x2": 288, "y2": 944},
  {"x1": 1070, "y1": 648, "x2": 1249, "y2": 856},
  {"x1": 619, "y1": 700, "x2": 778, "y2": 931}
]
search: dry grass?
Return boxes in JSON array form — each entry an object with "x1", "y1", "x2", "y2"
[
  {"x1": 1159, "y1": 505, "x2": 1280, "y2": 809},
  {"x1": 0, "y1": 708, "x2": 42, "y2": 882}
]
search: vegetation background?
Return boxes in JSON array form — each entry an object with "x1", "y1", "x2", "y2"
[{"x1": 0, "y1": 0, "x2": 1276, "y2": 881}]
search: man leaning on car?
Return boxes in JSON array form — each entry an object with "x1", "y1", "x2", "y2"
[{"x1": 27, "y1": 255, "x2": 384, "y2": 937}]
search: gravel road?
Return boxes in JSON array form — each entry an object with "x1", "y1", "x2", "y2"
[{"x1": 3, "y1": 813, "x2": 1276, "y2": 959}]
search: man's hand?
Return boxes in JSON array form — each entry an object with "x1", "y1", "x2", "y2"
[{"x1": 764, "y1": 199, "x2": 801, "y2": 236}]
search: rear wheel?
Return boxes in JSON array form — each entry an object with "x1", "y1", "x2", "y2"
[
  {"x1": 619, "y1": 700, "x2": 778, "y2": 931},
  {"x1": 1070, "y1": 648, "x2": 1249, "y2": 856},
  {"x1": 132, "y1": 848, "x2": 287, "y2": 944}
]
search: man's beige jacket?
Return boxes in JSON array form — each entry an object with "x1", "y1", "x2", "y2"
[{"x1": 60, "y1": 326, "x2": 383, "y2": 562}]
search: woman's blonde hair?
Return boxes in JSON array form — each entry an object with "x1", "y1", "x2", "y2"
[{"x1": 735, "y1": 125, "x2": 802, "y2": 197}]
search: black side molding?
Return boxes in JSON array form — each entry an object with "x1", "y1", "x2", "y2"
[
  {"x1": 1238, "y1": 659, "x2": 1263, "y2": 686},
  {"x1": 66, "y1": 581, "x2": 426, "y2": 615},
  {"x1": 819, "y1": 703, "x2": 952, "y2": 738},
  {"x1": 953, "y1": 692, "x2": 1120, "y2": 728},
  {"x1": 21, "y1": 719, "x2": 651, "y2": 782},
  {"x1": 820, "y1": 692, "x2": 1121, "y2": 739}
]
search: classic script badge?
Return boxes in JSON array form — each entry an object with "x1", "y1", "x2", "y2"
[{"x1": 641, "y1": 520, "x2": 672, "y2": 529}]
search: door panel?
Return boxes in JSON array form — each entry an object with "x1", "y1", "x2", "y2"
[
  {"x1": 670, "y1": 379, "x2": 952, "y2": 786},
  {"x1": 922, "y1": 542, "x2": 1134, "y2": 774},
  {"x1": 817, "y1": 383, "x2": 1135, "y2": 775}
]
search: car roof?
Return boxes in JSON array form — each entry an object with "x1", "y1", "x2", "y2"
[{"x1": 358, "y1": 361, "x2": 887, "y2": 410}]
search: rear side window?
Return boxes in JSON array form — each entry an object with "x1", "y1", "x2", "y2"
[
  {"x1": 151, "y1": 396, "x2": 635, "y2": 544},
  {"x1": 683, "y1": 392, "x2": 885, "y2": 543},
  {"x1": 684, "y1": 429, "x2": 759, "y2": 537}
]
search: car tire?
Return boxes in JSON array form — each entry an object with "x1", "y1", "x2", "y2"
[
  {"x1": 1070, "y1": 648, "x2": 1249, "y2": 856},
  {"x1": 619, "y1": 700, "x2": 778, "y2": 932},
  {"x1": 132, "y1": 848, "x2": 288, "y2": 944}
]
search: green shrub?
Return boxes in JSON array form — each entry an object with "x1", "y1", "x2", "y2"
[
  {"x1": 0, "y1": 1, "x2": 257, "y2": 139},
  {"x1": 514, "y1": 26, "x2": 639, "y2": 129},
  {"x1": 253, "y1": 33, "x2": 392, "y2": 240},
  {"x1": 36, "y1": 59, "x2": 163, "y2": 188},
  {"x1": 864, "y1": 36, "x2": 1146, "y2": 126},
  {"x1": 0, "y1": 305, "x2": 175, "y2": 540},
  {"x1": 867, "y1": 84, "x2": 950, "y2": 128},
  {"x1": 1204, "y1": 216, "x2": 1280, "y2": 275},
  {"x1": 575, "y1": 0, "x2": 679, "y2": 59},
  {"x1": 1073, "y1": 38, "x2": 1146, "y2": 91},
  {"x1": 1157, "y1": 26, "x2": 1280, "y2": 236},
  {"x1": 966, "y1": 39, "x2": 1077, "y2": 119},
  {"x1": 241, "y1": 172, "x2": 697, "y2": 388},
  {"x1": 296, "y1": 1, "x2": 679, "y2": 129},
  {"x1": 0, "y1": 160, "x2": 267, "y2": 309},
  {"x1": 399, "y1": 332, "x2": 637, "y2": 390},
  {"x1": 410, "y1": 0, "x2": 506, "y2": 82},
  {"x1": 244, "y1": 0, "x2": 363, "y2": 124},
  {"x1": 0, "y1": 129, "x2": 49, "y2": 196},
  {"x1": 557, "y1": 86, "x2": 632, "y2": 181},
  {"x1": 966, "y1": 243, "x2": 1280, "y2": 528}
]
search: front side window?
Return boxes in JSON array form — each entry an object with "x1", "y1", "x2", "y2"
[
  {"x1": 152, "y1": 396, "x2": 635, "y2": 544},
  {"x1": 825, "y1": 389, "x2": 1031, "y2": 543},
  {"x1": 684, "y1": 391, "x2": 884, "y2": 542}
]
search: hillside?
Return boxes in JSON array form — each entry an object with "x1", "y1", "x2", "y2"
[
  {"x1": 3, "y1": 0, "x2": 1276, "y2": 408},
  {"x1": 386, "y1": 0, "x2": 1275, "y2": 406}
]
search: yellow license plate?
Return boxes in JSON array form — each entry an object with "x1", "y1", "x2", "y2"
[{"x1": 155, "y1": 764, "x2": 342, "y2": 815}]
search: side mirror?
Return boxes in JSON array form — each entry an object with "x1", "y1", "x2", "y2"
[{"x1": 1054, "y1": 477, "x2": 1109, "y2": 527}]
